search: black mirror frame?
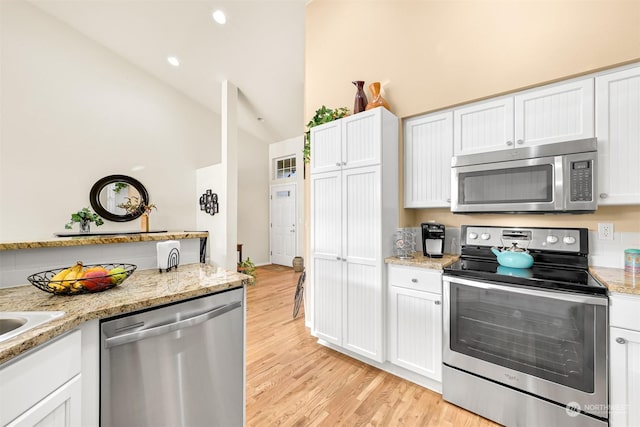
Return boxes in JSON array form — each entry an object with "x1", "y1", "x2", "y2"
[{"x1": 89, "y1": 175, "x2": 149, "y2": 222}]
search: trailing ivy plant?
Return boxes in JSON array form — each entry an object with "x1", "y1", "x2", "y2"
[
  {"x1": 237, "y1": 257, "x2": 257, "y2": 285},
  {"x1": 64, "y1": 207, "x2": 104, "y2": 229},
  {"x1": 304, "y1": 105, "x2": 350, "y2": 164}
]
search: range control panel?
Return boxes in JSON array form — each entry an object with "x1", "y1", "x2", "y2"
[{"x1": 463, "y1": 226, "x2": 584, "y2": 253}]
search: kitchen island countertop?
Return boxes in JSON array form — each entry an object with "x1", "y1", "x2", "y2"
[{"x1": 0, "y1": 263, "x2": 248, "y2": 365}]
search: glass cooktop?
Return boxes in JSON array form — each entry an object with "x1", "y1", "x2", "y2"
[{"x1": 444, "y1": 258, "x2": 608, "y2": 296}]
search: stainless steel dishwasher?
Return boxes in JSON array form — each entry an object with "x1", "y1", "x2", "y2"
[{"x1": 100, "y1": 287, "x2": 244, "y2": 427}]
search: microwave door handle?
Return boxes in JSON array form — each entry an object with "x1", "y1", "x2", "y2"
[
  {"x1": 104, "y1": 300, "x2": 242, "y2": 349},
  {"x1": 555, "y1": 156, "x2": 566, "y2": 210},
  {"x1": 444, "y1": 277, "x2": 608, "y2": 306}
]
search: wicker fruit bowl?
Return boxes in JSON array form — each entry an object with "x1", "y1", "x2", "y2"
[{"x1": 27, "y1": 262, "x2": 137, "y2": 295}]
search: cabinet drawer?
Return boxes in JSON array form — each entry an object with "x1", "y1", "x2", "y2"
[
  {"x1": 610, "y1": 293, "x2": 640, "y2": 330},
  {"x1": 388, "y1": 265, "x2": 442, "y2": 294}
]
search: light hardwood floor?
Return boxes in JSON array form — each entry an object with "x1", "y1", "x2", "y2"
[{"x1": 246, "y1": 265, "x2": 500, "y2": 427}]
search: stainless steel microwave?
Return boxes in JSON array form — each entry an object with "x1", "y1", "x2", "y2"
[{"x1": 451, "y1": 138, "x2": 597, "y2": 213}]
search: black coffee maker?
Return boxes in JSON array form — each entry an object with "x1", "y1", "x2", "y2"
[{"x1": 421, "y1": 222, "x2": 445, "y2": 258}]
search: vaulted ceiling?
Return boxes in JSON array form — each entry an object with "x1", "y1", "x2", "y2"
[{"x1": 29, "y1": 0, "x2": 306, "y2": 143}]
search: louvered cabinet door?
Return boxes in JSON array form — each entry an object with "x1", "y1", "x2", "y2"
[
  {"x1": 515, "y1": 78, "x2": 594, "y2": 147},
  {"x1": 311, "y1": 171, "x2": 343, "y2": 345},
  {"x1": 596, "y1": 66, "x2": 640, "y2": 205},
  {"x1": 341, "y1": 165, "x2": 383, "y2": 362},
  {"x1": 404, "y1": 111, "x2": 453, "y2": 208}
]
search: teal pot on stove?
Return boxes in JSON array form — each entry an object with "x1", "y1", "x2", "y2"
[{"x1": 491, "y1": 243, "x2": 534, "y2": 269}]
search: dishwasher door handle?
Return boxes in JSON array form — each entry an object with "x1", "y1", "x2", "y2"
[{"x1": 105, "y1": 300, "x2": 242, "y2": 349}]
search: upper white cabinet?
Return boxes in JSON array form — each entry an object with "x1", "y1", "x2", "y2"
[
  {"x1": 311, "y1": 107, "x2": 398, "y2": 363},
  {"x1": 454, "y1": 97, "x2": 514, "y2": 155},
  {"x1": 404, "y1": 112, "x2": 453, "y2": 208},
  {"x1": 453, "y1": 78, "x2": 594, "y2": 156},
  {"x1": 596, "y1": 65, "x2": 640, "y2": 205},
  {"x1": 310, "y1": 108, "x2": 384, "y2": 174}
]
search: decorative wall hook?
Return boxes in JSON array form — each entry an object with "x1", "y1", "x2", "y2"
[{"x1": 199, "y1": 189, "x2": 219, "y2": 215}]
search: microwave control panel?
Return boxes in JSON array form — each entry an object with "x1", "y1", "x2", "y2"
[{"x1": 569, "y1": 160, "x2": 593, "y2": 201}]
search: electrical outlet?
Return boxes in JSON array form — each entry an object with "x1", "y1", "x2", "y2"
[{"x1": 598, "y1": 223, "x2": 614, "y2": 240}]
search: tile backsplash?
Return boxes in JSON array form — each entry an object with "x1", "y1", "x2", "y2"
[{"x1": 0, "y1": 239, "x2": 200, "y2": 289}]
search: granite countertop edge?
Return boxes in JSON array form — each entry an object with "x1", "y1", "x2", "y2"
[
  {"x1": 385, "y1": 253, "x2": 640, "y2": 296},
  {"x1": 0, "y1": 263, "x2": 247, "y2": 365},
  {"x1": 0, "y1": 231, "x2": 208, "y2": 251}
]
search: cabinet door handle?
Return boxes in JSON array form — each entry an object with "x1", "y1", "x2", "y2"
[
  {"x1": 411, "y1": 278, "x2": 418, "y2": 283},
  {"x1": 446, "y1": 198, "x2": 451, "y2": 203},
  {"x1": 616, "y1": 337, "x2": 627, "y2": 344},
  {"x1": 506, "y1": 140, "x2": 514, "y2": 146},
  {"x1": 516, "y1": 139, "x2": 524, "y2": 145},
  {"x1": 342, "y1": 162, "x2": 347, "y2": 166},
  {"x1": 434, "y1": 300, "x2": 441, "y2": 305},
  {"x1": 599, "y1": 193, "x2": 608, "y2": 199},
  {"x1": 335, "y1": 162, "x2": 341, "y2": 167}
]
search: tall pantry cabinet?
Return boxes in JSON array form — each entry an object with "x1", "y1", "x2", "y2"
[{"x1": 310, "y1": 107, "x2": 398, "y2": 363}]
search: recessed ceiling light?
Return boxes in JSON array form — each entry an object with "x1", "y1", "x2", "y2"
[
  {"x1": 167, "y1": 56, "x2": 180, "y2": 67},
  {"x1": 212, "y1": 10, "x2": 226, "y2": 24}
]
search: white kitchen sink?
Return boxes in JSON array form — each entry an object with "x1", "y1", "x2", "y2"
[{"x1": 0, "y1": 312, "x2": 65, "y2": 343}]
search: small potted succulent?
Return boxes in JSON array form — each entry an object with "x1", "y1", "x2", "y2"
[
  {"x1": 237, "y1": 257, "x2": 256, "y2": 285},
  {"x1": 65, "y1": 207, "x2": 104, "y2": 234},
  {"x1": 117, "y1": 196, "x2": 157, "y2": 232}
]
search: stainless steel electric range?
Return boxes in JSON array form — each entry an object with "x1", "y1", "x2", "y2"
[{"x1": 442, "y1": 225, "x2": 608, "y2": 427}]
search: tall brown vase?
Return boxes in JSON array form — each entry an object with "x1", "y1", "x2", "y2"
[
  {"x1": 352, "y1": 80, "x2": 368, "y2": 114},
  {"x1": 365, "y1": 82, "x2": 391, "y2": 111},
  {"x1": 140, "y1": 214, "x2": 149, "y2": 232}
]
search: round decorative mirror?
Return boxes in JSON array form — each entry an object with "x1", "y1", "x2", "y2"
[{"x1": 89, "y1": 175, "x2": 149, "y2": 222}]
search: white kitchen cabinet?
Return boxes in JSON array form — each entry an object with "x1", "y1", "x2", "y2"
[
  {"x1": 454, "y1": 97, "x2": 514, "y2": 155},
  {"x1": 404, "y1": 111, "x2": 453, "y2": 208},
  {"x1": 387, "y1": 265, "x2": 442, "y2": 382},
  {"x1": 311, "y1": 107, "x2": 398, "y2": 363},
  {"x1": 310, "y1": 108, "x2": 383, "y2": 174},
  {"x1": 0, "y1": 330, "x2": 82, "y2": 427},
  {"x1": 609, "y1": 293, "x2": 640, "y2": 426},
  {"x1": 454, "y1": 78, "x2": 594, "y2": 156},
  {"x1": 596, "y1": 65, "x2": 640, "y2": 205}
]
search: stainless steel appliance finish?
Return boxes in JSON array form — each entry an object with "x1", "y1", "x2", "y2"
[
  {"x1": 451, "y1": 138, "x2": 597, "y2": 213},
  {"x1": 421, "y1": 222, "x2": 445, "y2": 258},
  {"x1": 100, "y1": 288, "x2": 244, "y2": 427},
  {"x1": 442, "y1": 225, "x2": 608, "y2": 426}
]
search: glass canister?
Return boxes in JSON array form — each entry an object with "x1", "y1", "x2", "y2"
[
  {"x1": 394, "y1": 228, "x2": 416, "y2": 259},
  {"x1": 625, "y1": 249, "x2": 640, "y2": 273}
]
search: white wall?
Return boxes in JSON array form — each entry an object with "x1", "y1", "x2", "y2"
[
  {"x1": 269, "y1": 136, "x2": 304, "y2": 261},
  {"x1": 0, "y1": 0, "x2": 219, "y2": 240}
]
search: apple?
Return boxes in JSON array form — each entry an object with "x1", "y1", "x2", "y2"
[
  {"x1": 108, "y1": 267, "x2": 128, "y2": 285},
  {"x1": 80, "y1": 267, "x2": 111, "y2": 291}
]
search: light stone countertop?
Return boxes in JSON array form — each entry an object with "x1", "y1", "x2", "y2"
[
  {"x1": 590, "y1": 266, "x2": 640, "y2": 296},
  {"x1": 385, "y1": 253, "x2": 459, "y2": 270},
  {"x1": 0, "y1": 263, "x2": 248, "y2": 365},
  {"x1": 0, "y1": 231, "x2": 208, "y2": 251}
]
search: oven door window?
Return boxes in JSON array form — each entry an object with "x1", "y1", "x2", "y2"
[
  {"x1": 459, "y1": 164, "x2": 553, "y2": 205},
  {"x1": 449, "y1": 283, "x2": 594, "y2": 393}
]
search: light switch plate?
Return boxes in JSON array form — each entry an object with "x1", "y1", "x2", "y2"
[{"x1": 598, "y1": 223, "x2": 614, "y2": 240}]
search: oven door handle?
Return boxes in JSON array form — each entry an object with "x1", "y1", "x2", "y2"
[{"x1": 443, "y1": 276, "x2": 608, "y2": 306}]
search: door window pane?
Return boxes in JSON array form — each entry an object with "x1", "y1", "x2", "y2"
[{"x1": 274, "y1": 156, "x2": 297, "y2": 180}]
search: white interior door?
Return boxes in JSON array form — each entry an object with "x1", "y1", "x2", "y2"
[{"x1": 270, "y1": 183, "x2": 297, "y2": 266}]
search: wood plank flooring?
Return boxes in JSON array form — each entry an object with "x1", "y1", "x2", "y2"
[{"x1": 246, "y1": 265, "x2": 500, "y2": 426}]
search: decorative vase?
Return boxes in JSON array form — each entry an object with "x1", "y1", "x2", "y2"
[
  {"x1": 365, "y1": 82, "x2": 391, "y2": 111},
  {"x1": 79, "y1": 219, "x2": 90, "y2": 234},
  {"x1": 352, "y1": 80, "x2": 368, "y2": 114},
  {"x1": 141, "y1": 214, "x2": 149, "y2": 232}
]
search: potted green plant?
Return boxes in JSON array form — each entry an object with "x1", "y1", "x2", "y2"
[
  {"x1": 304, "y1": 105, "x2": 350, "y2": 164},
  {"x1": 64, "y1": 207, "x2": 104, "y2": 233},
  {"x1": 237, "y1": 257, "x2": 256, "y2": 285}
]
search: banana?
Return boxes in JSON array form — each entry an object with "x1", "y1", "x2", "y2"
[
  {"x1": 50, "y1": 267, "x2": 71, "y2": 283},
  {"x1": 61, "y1": 261, "x2": 84, "y2": 288}
]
